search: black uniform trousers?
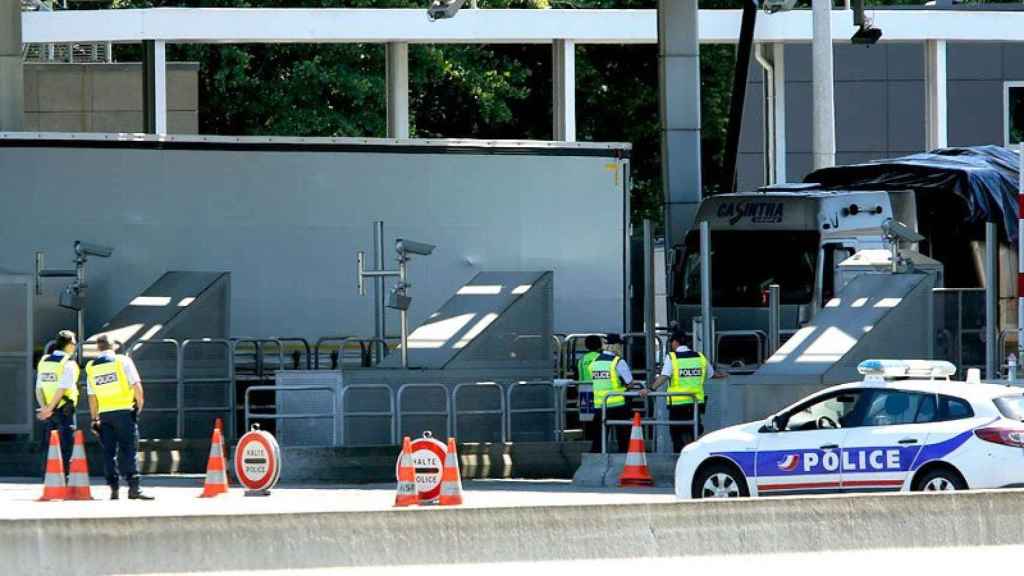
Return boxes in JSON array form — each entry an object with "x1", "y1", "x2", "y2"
[
  {"x1": 669, "y1": 402, "x2": 706, "y2": 453},
  {"x1": 99, "y1": 409, "x2": 140, "y2": 490},
  {"x1": 588, "y1": 403, "x2": 632, "y2": 453},
  {"x1": 41, "y1": 401, "x2": 76, "y2": 474}
]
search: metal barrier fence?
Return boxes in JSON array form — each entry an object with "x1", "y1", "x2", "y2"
[
  {"x1": 601, "y1": 390, "x2": 699, "y2": 454},
  {"x1": 452, "y1": 382, "x2": 506, "y2": 444},
  {"x1": 244, "y1": 385, "x2": 338, "y2": 447},
  {"x1": 507, "y1": 380, "x2": 561, "y2": 441},
  {"x1": 397, "y1": 383, "x2": 452, "y2": 440},
  {"x1": 341, "y1": 384, "x2": 396, "y2": 445},
  {"x1": 313, "y1": 336, "x2": 391, "y2": 369}
]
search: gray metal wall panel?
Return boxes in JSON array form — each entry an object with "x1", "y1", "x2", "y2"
[
  {"x1": 948, "y1": 80, "x2": 1005, "y2": 146},
  {"x1": 887, "y1": 80, "x2": 926, "y2": 152},
  {"x1": 948, "y1": 43, "x2": 1003, "y2": 81},
  {"x1": 0, "y1": 143, "x2": 626, "y2": 344},
  {"x1": 836, "y1": 81, "x2": 889, "y2": 153}
]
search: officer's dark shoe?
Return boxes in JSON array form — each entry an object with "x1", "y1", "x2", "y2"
[
  {"x1": 110, "y1": 489, "x2": 119, "y2": 500},
  {"x1": 128, "y1": 490, "x2": 154, "y2": 501}
]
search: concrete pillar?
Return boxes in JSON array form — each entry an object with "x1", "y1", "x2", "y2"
[
  {"x1": 142, "y1": 40, "x2": 167, "y2": 134},
  {"x1": 811, "y1": 0, "x2": 836, "y2": 170},
  {"x1": 658, "y1": 0, "x2": 702, "y2": 244},
  {"x1": 0, "y1": 1, "x2": 24, "y2": 131},
  {"x1": 925, "y1": 40, "x2": 948, "y2": 150},
  {"x1": 552, "y1": 39, "x2": 576, "y2": 142},
  {"x1": 386, "y1": 42, "x2": 410, "y2": 139}
]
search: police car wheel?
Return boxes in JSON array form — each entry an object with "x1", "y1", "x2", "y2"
[
  {"x1": 694, "y1": 463, "x2": 749, "y2": 499},
  {"x1": 914, "y1": 469, "x2": 966, "y2": 492}
]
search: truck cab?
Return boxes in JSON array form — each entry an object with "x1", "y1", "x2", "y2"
[{"x1": 670, "y1": 185, "x2": 917, "y2": 371}]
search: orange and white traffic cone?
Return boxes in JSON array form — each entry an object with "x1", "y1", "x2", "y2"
[
  {"x1": 66, "y1": 430, "x2": 94, "y2": 500},
  {"x1": 38, "y1": 430, "x2": 67, "y2": 501},
  {"x1": 199, "y1": 427, "x2": 229, "y2": 498},
  {"x1": 394, "y1": 436, "x2": 418, "y2": 507},
  {"x1": 619, "y1": 412, "x2": 654, "y2": 487},
  {"x1": 438, "y1": 437, "x2": 464, "y2": 506}
]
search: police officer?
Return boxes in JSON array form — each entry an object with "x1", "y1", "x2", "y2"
[
  {"x1": 35, "y1": 330, "x2": 80, "y2": 474},
  {"x1": 576, "y1": 335, "x2": 603, "y2": 383},
  {"x1": 648, "y1": 330, "x2": 711, "y2": 452},
  {"x1": 85, "y1": 335, "x2": 153, "y2": 500},
  {"x1": 587, "y1": 333, "x2": 635, "y2": 453}
]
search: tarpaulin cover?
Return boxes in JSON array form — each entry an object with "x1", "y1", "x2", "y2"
[{"x1": 804, "y1": 145, "x2": 1022, "y2": 245}]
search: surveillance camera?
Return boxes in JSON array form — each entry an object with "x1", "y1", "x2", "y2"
[
  {"x1": 396, "y1": 239, "x2": 436, "y2": 257},
  {"x1": 851, "y1": 25, "x2": 883, "y2": 45},
  {"x1": 427, "y1": 0, "x2": 466, "y2": 21},
  {"x1": 762, "y1": 0, "x2": 797, "y2": 14},
  {"x1": 75, "y1": 241, "x2": 114, "y2": 259},
  {"x1": 881, "y1": 219, "x2": 924, "y2": 244}
]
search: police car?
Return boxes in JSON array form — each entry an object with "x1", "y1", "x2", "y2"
[{"x1": 674, "y1": 359, "x2": 1024, "y2": 499}]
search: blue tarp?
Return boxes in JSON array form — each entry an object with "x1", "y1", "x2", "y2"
[{"x1": 804, "y1": 145, "x2": 1022, "y2": 245}]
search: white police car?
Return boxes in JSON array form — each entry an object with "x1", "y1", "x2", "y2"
[{"x1": 675, "y1": 359, "x2": 1024, "y2": 499}]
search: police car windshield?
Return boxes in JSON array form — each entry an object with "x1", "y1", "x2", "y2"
[
  {"x1": 994, "y1": 395, "x2": 1024, "y2": 421},
  {"x1": 676, "y1": 231, "x2": 819, "y2": 307}
]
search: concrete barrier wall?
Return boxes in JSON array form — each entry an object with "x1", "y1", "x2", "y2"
[{"x1": 8, "y1": 490, "x2": 1024, "y2": 576}]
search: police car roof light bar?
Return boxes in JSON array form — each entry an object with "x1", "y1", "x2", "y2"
[{"x1": 857, "y1": 359, "x2": 957, "y2": 380}]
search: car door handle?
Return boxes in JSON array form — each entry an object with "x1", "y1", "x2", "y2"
[
  {"x1": 898, "y1": 438, "x2": 919, "y2": 445},
  {"x1": 820, "y1": 444, "x2": 839, "y2": 450}
]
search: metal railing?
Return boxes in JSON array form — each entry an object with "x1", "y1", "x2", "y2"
[
  {"x1": 313, "y1": 336, "x2": 390, "y2": 369},
  {"x1": 601, "y1": 390, "x2": 699, "y2": 454},
  {"x1": 715, "y1": 329, "x2": 767, "y2": 372},
  {"x1": 244, "y1": 385, "x2": 338, "y2": 447},
  {"x1": 507, "y1": 380, "x2": 561, "y2": 441},
  {"x1": 341, "y1": 384, "x2": 396, "y2": 445},
  {"x1": 181, "y1": 338, "x2": 235, "y2": 441},
  {"x1": 397, "y1": 383, "x2": 452, "y2": 439},
  {"x1": 452, "y1": 382, "x2": 506, "y2": 444},
  {"x1": 127, "y1": 338, "x2": 181, "y2": 434},
  {"x1": 275, "y1": 337, "x2": 312, "y2": 370}
]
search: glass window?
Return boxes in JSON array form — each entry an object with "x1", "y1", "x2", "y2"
[
  {"x1": 994, "y1": 395, "x2": 1024, "y2": 421},
  {"x1": 861, "y1": 390, "x2": 936, "y2": 426},
  {"x1": 937, "y1": 395, "x2": 974, "y2": 421},
  {"x1": 1007, "y1": 83, "x2": 1024, "y2": 147},
  {"x1": 783, "y1": 390, "x2": 864, "y2": 431},
  {"x1": 677, "y1": 230, "x2": 820, "y2": 307}
]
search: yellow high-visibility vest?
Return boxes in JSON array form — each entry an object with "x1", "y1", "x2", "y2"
[
  {"x1": 590, "y1": 354, "x2": 626, "y2": 409},
  {"x1": 86, "y1": 356, "x2": 135, "y2": 414},
  {"x1": 36, "y1": 353, "x2": 80, "y2": 406},
  {"x1": 667, "y1": 351, "x2": 707, "y2": 405}
]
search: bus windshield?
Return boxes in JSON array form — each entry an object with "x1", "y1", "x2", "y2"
[{"x1": 675, "y1": 230, "x2": 820, "y2": 307}]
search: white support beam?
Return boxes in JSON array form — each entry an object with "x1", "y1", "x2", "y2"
[
  {"x1": 552, "y1": 39, "x2": 575, "y2": 142},
  {"x1": 386, "y1": 42, "x2": 409, "y2": 139},
  {"x1": 0, "y1": 1, "x2": 23, "y2": 131},
  {"x1": 771, "y1": 43, "x2": 786, "y2": 183},
  {"x1": 23, "y1": 9, "x2": 1024, "y2": 46},
  {"x1": 811, "y1": 0, "x2": 835, "y2": 170},
  {"x1": 142, "y1": 39, "x2": 167, "y2": 135},
  {"x1": 926, "y1": 39, "x2": 948, "y2": 150}
]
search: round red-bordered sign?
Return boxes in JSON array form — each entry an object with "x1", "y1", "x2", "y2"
[
  {"x1": 235, "y1": 430, "x2": 281, "y2": 492},
  {"x1": 395, "y1": 434, "x2": 448, "y2": 502}
]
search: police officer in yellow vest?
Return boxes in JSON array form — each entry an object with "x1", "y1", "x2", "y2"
[
  {"x1": 576, "y1": 335, "x2": 603, "y2": 384},
  {"x1": 35, "y1": 330, "x2": 80, "y2": 474},
  {"x1": 86, "y1": 335, "x2": 153, "y2": 500},
  {"x1": 648, "y1": 330, "x2": 711, "y2": 452},
  {"x1": 587, "y1": 333, "x2": 635, "y2": 453}
]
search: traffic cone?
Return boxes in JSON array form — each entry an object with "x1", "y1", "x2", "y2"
[
  {"x1": 438, "y1": 438, "x2": 464, "y2": 506},
  {"x1": 619, "y1": 412, "x2": 654, "y2": 487},
  {"x1": 394, "y1": 436, "x2": 418, "y2": 507},
  {"x1": 199, "y1": 427, "x2": 229, "y2": 498},
  {"x1": 66, "y1": 430, "x2": 94, "y2": 500},
  {"x1": 38, "y1": 430, "x2": 67, "y2": 501}
]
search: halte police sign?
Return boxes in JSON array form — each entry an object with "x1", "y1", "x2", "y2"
[
  {"x1": 396, "y1": 431, "x2": 448, "y2": 503},
  {"x1": 235, "y1": 426, "x2": 281, "y2": 495}
]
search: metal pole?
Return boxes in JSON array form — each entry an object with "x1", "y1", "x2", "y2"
[
  {"x1": 75, "y1": 258, "x2": 85, "y2": 364},
  {"x1": 400, "y1": 257, "x2": 409, "y2": 369},
  {"x1": 986, "y1": 221, "x2": 998, "y2": 379},
  {"x1": 645, "y1": 220, "x2": 670, "y2": 453},
  {"x1": 373, "y1": 221, "x2": 386, "y2": 360},
  {"x1": 811, "y1": 0, "x2": 836, "y2": 170},
  {"x1": 1019, "y1": 143, "x2": 1024, "y2": 381},
  {"x1": 700, "y1": 221, "x2": 714, "y2": 365},
  {"x1": 768, "y1": 283, "x2": 781, "y2": 356}
]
